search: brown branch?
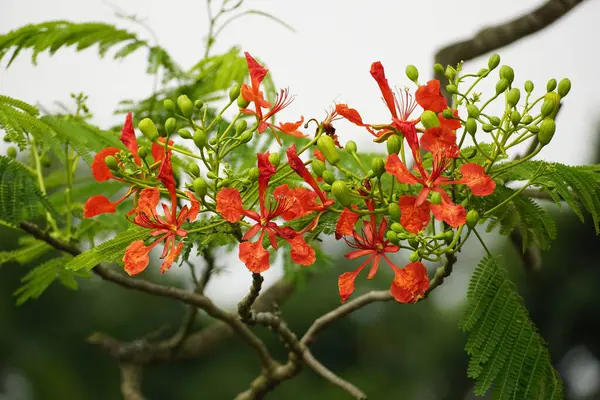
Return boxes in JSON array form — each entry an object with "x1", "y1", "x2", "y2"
[
  {"x1": 119, "y1": 363, "x2": 143, "y2": 400},
  {"x1": 239, "y1": 273, "x2": 264, "y2": 321}
]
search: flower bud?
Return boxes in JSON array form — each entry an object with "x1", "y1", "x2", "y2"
[
  {"x1": 332, "y1": 181, "x2": 352, "y2": 207},
  {"x1": 540, "y1": 99, "x2": 556, "y2": 118},
  {"x1": 543, "y1": 92, "x2": 561, "y2": 118},
  {"x1": 163, "y1": 99, "x2": 176, "y2": 112},
  {"x1": 433, "y1": 63, "x2": 445, "y2": 76},
  {"x1": 322, "y1": 184, "x2": 332, "y2": 192},
  {"x1": 442, "y1": 109, "x2": 454, "y2": 119},
  {"x1": 387, "y1": 135, "x2": 402, "y2": 155},
  {"x1": 444, "y1": 66, "x2": 457, "y2": 80},
  {"x1": 229, "y1": 85, "x2": 241, "y2": 102},
  {"x1": 391, "y1": 222, "x2": 404, "y2": 233},
  {"x1": 268, "y1": 153, "x2": 280, "y2": 167},
  {"x1": 421, "y1": 110, "x2": 440, "y2": 129},
  {"x1": 409, "y1": 251, "x2": 420, "y2": 262},
  {"x1": 482, "y1": 123, "x2": 494, "y2": 133},
  {"x1": 188, "y1": 161, "x2": 200, "y2": 178},
  {"x1": 312, "y1": 160, "x2": 326, "y2": 177},
  {"x1": 430, "y1": 191, "x2": 442, "y2": 205},
  {"x1": 6, "y1": 146, "x2": 17, "y2": 158},
  {"x1": 495, "y1": 78, "x2": 509, "y2": 95},
  {"x1": 372, "y1": 157, "x2": 385, "y2": 177},
  {"x1": 193, "y1": 177, "x2": 208, "y2": 197},
  {"x1": 408, "y1": 238, "x2": 419, "y2": 249},
  {"x1": 405, "y1": 65, "x2": 419, "y2": 82},
  {"x1": 138, "y1": 146, "x2": 148, "y2": 159},
  {"x1": 477, "y1": 68, "x2": 489, "y2": 77},
  {"x1": 510, "y1": 110, "x2": 521, "y2": 126},
  {"x1": 178, "y1": 128, "x2": 192, "y2": 139},
  {"x1": 444, "y1": 230, "x2": 454, "y2": 244},
  {"x1": 446, "y1": 84, "x2": 458, "y2": 94},
  {"x1": 466, "y1": 118, "x2": 477, "y2": 135},
  {"x1": 209, "y1": 137, "x2": 217, "y2": 146},
  {"x1": 317, "y1": 135, "x2": 340, "y2": 165},
  {"x1": 488, "y1": 54, "x2": 500, "y2": 70},
  {"x1": 138, "y1": 118, "x2": 159, "y2": 141},
  {"x1": 527, "y1": 125, "x2": 540, "y2": 133},
  {"x1": 248, "y1": 167, "x2": 259, "y2": 181},
  {"x1": 206, "y1": 171, "x2": 217, "y2": 180},
  {"x1": 194, "y1": 100, "x2": 204, "y2": 110},
  {"x1": 237, "y1": 95, "x2": 250, "y2": 109},
  {"x1": 177, "y1": 95, "x2": 194, "y2": 117},
  {"x1": 193, "y1": 129, "x2": 208, "y2": 148},
  {"x1": 466, "y1": 210, "x2": 479, "y2": 229},
  {"x1": 388, "y1": 203, "x2": 401, "y2": 222},
  {"x1": 105, "y1": 155, "x2": 119, "y2": 171},
  {"x1": 467, "y1": 104, "x2": 479, "y2": 118},
  {"x1": 235, "y1": 120, "x2": 248, "y2": 135},
  {"x1": 489, "y1": 116, "x2": 501, "y2": 126},
  {"x1": 538, "y1": 118, "x2": 556, "y2": 146},
  {"x1": 499, "y1": 65, "x2": 514, "y2": 84},
  {"x1": 557, "y1": 78, "x2": 571, "y2": 97},
  {"x1": 322, "y1": 170, "x2": 335, "y2": 185},
  {"x1": 165, "y1": 117, "x2": 177, "y2": 134},
  {"x1": 507, "y1": 88, "x2": 521, "y2": 107},
  {"x1": 386, "y1": 230, "x2": 399, "y2": 244},
  {"x1": 524, "y1": 80, "x2": 534, "y2": 93},
  {"x1": 239, "y1": 130, "x2": 254, "y2": 144},
  {"x1": 345, "y1": 140, "x2": 357, "y2": 154},
  {"x1": 521, "y1": 114, "x2": 533, "y2": 124},
  {"x1": 546, "y1": 78, "x2": 557, "y2": 92}
]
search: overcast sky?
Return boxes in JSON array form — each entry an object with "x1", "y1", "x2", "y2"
[{"x1": 1, "y1": 0, "x2": 599, "y2": 310}]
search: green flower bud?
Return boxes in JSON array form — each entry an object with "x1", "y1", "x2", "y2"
[
  {"x1": 229, "y1": 84, "x2": 241, "y2": 102},
  {"x1": 6, "y1": 146, "x2": 17, "y2": 158},
  {"x1": 177, "y1": 95, "x2": 194, "y2": 117},
  {"x1": 322, "y1": 170, "x2": 335, "y2": 185},
  {"x1": 248, "y1": 167, "x2": 259, "y2": 181},
  {"x1": 268, "y1": 153, "x2": 280, "y2": 167},
  {"x1": 163, "y1": 99, "x2": 176, "y2": 112},
  {"x1": 524, "y1": 80, "x2": 534, "y2": 93},
  {"x1": 467, "y1": 104, "x2": 480, "y2": 118},
  {"x1": 466, "y1": 118, "x2": 477, "y2": 135},
  {"x1": 165, "y1": 117, "x2": 177, "y2": 134},
  {"x1": 193, "y1": 129, "x2": 208, "y2": 148},
  {"x1": 206, "y1": 171, "x2": 217, "y2": 180},
  {"x1": 546, "y1": 78, "x2": 557, "y2": 92},
  {"x1": 138, "y1": 118, "x2": 159, "y2": 142},
  {"x1": 317, "y1": 135, "x2": 340, "y2": 165},
  {"x1": 444, "y1": 230, "x2": 454, "y2": 244},
  {"x1": 488, "y1": 54, "x2": 500, "y2": 70},
  {"x1": 444, "y1": 66, "x2": 457, "y2": 80},
  {"x1": 466, "y1": 210, "x2": 479, "y2": 229},
  {"x1": 209, "y1": 137, "x2": 217, "y2": 146},
  {"x1": 430, "y1": 191, "x2": 442, "y2": 205},
  {"x1": 542, "y1": 92, "x2": 561, "y2": 118},
  {"x1": 482, "y1": 123, "x2": 495, "y2": 133},
  {"x1": 408, "y1": 238, "x2": 419, "y2": 249},
  {"x1": 489, "y1": 116, "x2": 501, "y2": 126},
  {"x1": 372, "y1": 157, "x2": 385, "y2": 177},
  {"x1": 538, "y1": 118, "x2": 556, "y2": 146},
  {"x1": 510, "y1": 110, "x2": 521, "y2": 126},
  {"x1": 138, "y1": 146, "x2": 148, "y2": 159},
  {"x1": 521, "y1": 114, "x2": 533, "y2": 124},
  {"x1": 391, "y1": 222, "x2": 404, "y2": 233},
  {"x1": 194, "y1": 100, "x2": 204, "y2": 109},
  {"x1": 388, "y1": 203, "x2": 401, "y2": 222},
  {"x1": 446, "y1": 84, "x2": 458, "y2": 94},
  {"x1": 557, "y1": 78, "x2": 571, "y2": 97},
  {"x1": 495, "y1": 78, "x2": 509, "y2": 95},
  {"x1": 442, "y1": 108, "x2": 454, "y2": 119},
  {"x1": 405, "y1": 65, "x2": 419, "y2": 82},
  {"x1": 237, "y1": 95, "x2": 250, "y2": 109},
  {"x1": 345, "y1": 140, "x2": 357, "y2": 154},
  {"x1": 235, "y1": 119, "x2": 248, "y2": 135},
  {"x1": 105, "y1": 155, "x2": 119, "y2": 171},
  {"x1": 527, "y1": 125, "x2": 540, "y2": 133},
  {"x1": 421, "y1": 110, "x2": 440, "y2": 129},
  {"x1": 540, "y1": 99, "x2": 555, "y2": 118},
  {"x1": 387, "y1": 135, "x2": 402, "y2": 155},
  {"x1": 433, "y1": 63, "x2": 445, "y2": 76},
  {"x1": 332, "y1": 181, "x2": 352, "y2": 207},
  {"x1": 499, "y1": 65, "x2": 514, "y2": 84},
  {"x1": 322, "y1": 184, "x2": 332, "y2": 192},
  {"x1": 188, "y1": 161, "x2": 200, "y2": 178},
  {"x1": 239, "y1": 130, "x2": 254, "y2": 144},
  {"x1": 178, "y1": 128, "x2": 192, "y2": 139},
  {"x1": 409, "y1": 251, "x2": 420, "y2": 262},
  {"x1": 193, "y1": 177, "x2": 208, "y2": 197},
  {"x1": 507, "y1": 88, "x2": 521, "y2": 107},
  {"x1": 386, "y1": 230, "x2": 400, "y2": 244},
  {"x1": 312, "y1": 160, "x2": 326, "y2": 177}
]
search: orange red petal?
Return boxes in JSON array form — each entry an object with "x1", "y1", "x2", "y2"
[
  {"x1": 390, "y1": 262, "x2": 430, "y2": 303},
  {"x1": 438, "y1": 109, "x2": 461, "y2": 131},
  {"x1": 385, "y1": 154, "x2": 420, "y2": 185},
  {"x1": 335, "y1": 104, "x2": 366, "y2": 126},
  {"x1": 457, "y1": 163, "x2": 496, "y2": 196},
  {"x1": 415, "y1": 80, "x2": 447, "y2": 113},
  {"x1": 335, "y1": 207, "x2": 360, "y2": 239},
  {"x1": 370, "y1": 62, "x2": 398, "y2": 119},
  {"x1": 123, "y1": 240, "x2": 151, "y2": 276},
  {"x1": 120, "y1": 112, "x2": 140, "y2": 163},
  {"x1": 91, "y1": 147, "x2": 120, "y2": 182},
  {"x1": 216, "y1": 188, "x2": 244, "y2": 222},
  {"x1": 239, "y1": 240, "x2": 271, "y2": 273},
  {"x1": 83, "y1": 195, "x2": 118, "y2": 218},
  {"x1": 431, "y1": 200, "x2": 467, "y2": 228},
  {"x1": 399, "y1": 196, "x2": 431, "y2": 234},
  {"x1": 161, "y1": 241, "x2": 184, "y2": 274},
  {"x1": 288, "y1": 235, "x2": 316, "y2": 266}
]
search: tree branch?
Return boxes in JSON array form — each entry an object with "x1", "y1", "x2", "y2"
[
  {"x1": 239, "y1": 273, "x2": 264, "y2": 321},
  {"x1": 119, "y1": 363, "x2": 144, "y2": 400}
]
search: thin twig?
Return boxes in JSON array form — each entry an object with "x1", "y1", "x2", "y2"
[
  {"x1": 119, "y1": 363, "x2": 143, "y2": 400},
  {"x1": 238, "y1": 273, "x2": 264, "y2": 321}
]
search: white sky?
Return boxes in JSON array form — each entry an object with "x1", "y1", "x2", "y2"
[{"x1": 1, "y1": 0, "x2": 599, "y2": 308}]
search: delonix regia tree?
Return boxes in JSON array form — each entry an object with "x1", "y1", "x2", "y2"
[{"x1": 0, "y1": 0, "x2": 596, "y2": 399}]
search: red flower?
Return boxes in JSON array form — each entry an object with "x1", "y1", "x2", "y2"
[
  {"x1": 314, "y1": 149, "x2": 325, "y2": 162},
  {"x1": 84, "y1": 113, "x2": 172, "y2": 218},
  {"x1": 240, "y1": 52, "x2": 306, "y2": 145},
  {"x1": 215, "y1": 152, "x2": 315, "y2": 272},
  {"x1": 398, "y1": 196, "x2": 430, "y2": 234},
  {"x1": 438, "y1": 109, "x2": 461, "y2": 131},
  {"x1": 337, "y1": 215, "x2": 430, "y2": 303},
  {"x1": 335, "y1": 207, "x2": 360, "y2": 239},
  {"x1": 415, "y1": 80, "x2": 447, "y2": 113}
]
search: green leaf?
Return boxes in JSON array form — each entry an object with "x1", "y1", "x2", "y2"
[{"x1": 460, "y1": 255, "x2": 564, "y2": 399}]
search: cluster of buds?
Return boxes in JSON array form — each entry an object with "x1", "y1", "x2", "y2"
[{"x1": 83, "y1": 52, "x2": 569, "y2": 304}]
